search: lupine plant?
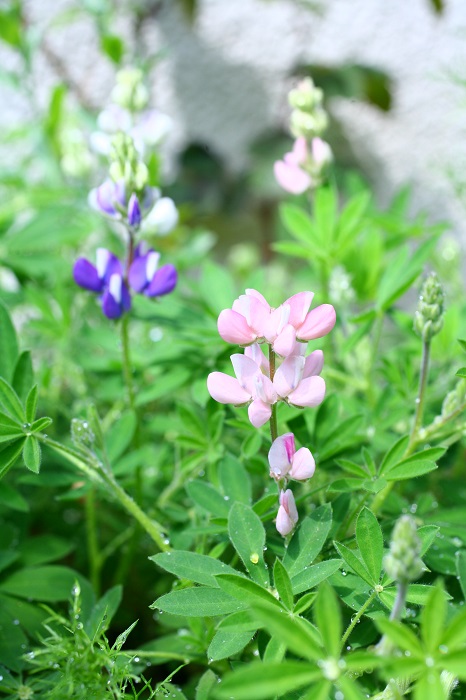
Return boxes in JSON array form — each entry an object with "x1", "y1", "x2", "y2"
[{"x1": 1, "y1": 34, "x2": 466, "y2": 700}]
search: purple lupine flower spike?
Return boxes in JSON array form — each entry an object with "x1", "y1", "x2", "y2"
[
  {"x1": 128, "y1": 193, "x2": 142, "y2": 228},
  {"x1": 73, "y1": 258, "x2": 104, "y2": 292},
  {"x1": 101, "y1": 274, "x2": 132, "y2": 319},
  {"x1": 89, "y1": 180, "x2": 126, "y2": 218}
]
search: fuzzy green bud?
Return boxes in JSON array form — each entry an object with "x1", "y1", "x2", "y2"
[
  {"x1": 71, "y1": 418, "x2": 95, "y2": 449},
  {"x1": 413, "y1": 272, "x2": 444, "y2": 342},
  {"x1": 109, "y1": 133, "x2": 148, "y2": 191},
  {"x1": 384, "y1": 515, "x2": 424, "y2": 584},
  {"x1": 290, "y1": 108, "x2": 328, "y2": 139},
  {"x1": 288, "y1": 78, "x2": 323, "y2": 112},
  {"x1": 441, "y1": 378, "x2": 466, "y2": 419},
  {"x1": 111, "y1": 67, "x2": 149, "y2": 112}
]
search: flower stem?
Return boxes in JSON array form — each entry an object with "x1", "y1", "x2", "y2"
[
  {"x1": 35, "y1": 434, "x2": 169, "y2": 552},
  {"x1": 120, "y1": 313, "x2": 136, "y2": 412},
  {"x1": 390, "y1": 580, "x2": 408, "y2": 621},
  {"x1": 340, "y1": 588, "x2": 378, "y2": 650},
  {"x1": 371, "y1": 338, "x2": 431, "y2": 516},
  {"x1": 85, "y1": 486, "x2": 101, "y2": 595},
  {"x1": 268, "y1": 346, "x2": 278, "y2": 443}
]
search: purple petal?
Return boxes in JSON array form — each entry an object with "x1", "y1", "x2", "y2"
[
  {"x1": 134, "y1": 241, "x2": 150, "y2": 259},
  {"x1": 101, "y1": 288, "x2": 124, "y2": 319},
  {"x1": 128, "y1": 194, "x2": 142, "y2": 227},
  {"x1": 128, "y1": 256, "x2": 149, "y2": 293},
  {"x1": 73, "y1": 259, "x2": 104, "y2": 292},
  {"x1": 101, "y1": 252, "x2": 123, "y2": 285},
  {"x1": 145, "y1": 264, "x2": 177, "y2": 297},
  {"x1": 95, "y1": 181, "x2": 119, "y2": 216},
  {"x1": 121, "y1": 281, "x2": 132, "y2": 312}
]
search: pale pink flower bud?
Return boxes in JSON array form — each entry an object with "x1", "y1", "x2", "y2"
[
  {"x1": 276, "y1": 489, "x2": 299, "y2": 536},
  {"x1": 268, "y1": 433, "x2": 316, "y2": 481},
  {"x1": 217, "y1": 309, "x2": 257, "y2": 346}
]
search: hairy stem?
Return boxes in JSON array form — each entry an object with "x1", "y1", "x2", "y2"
[
  {"x1": 340, "y1": 589, "x2": 378, "y2": 650},
  {"x1": 85, "y1": 486, "x2": 101, "y2": 595},
  {"x1": 120, "y1": 314, "x2": 136, "y2": 412}
]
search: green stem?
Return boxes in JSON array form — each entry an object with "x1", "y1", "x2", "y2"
[
  {"x1": 268, "y1": 346, "x2": 278, "y2": 442},
  {"x1": 407, "y1": 339, "x2": 430, "y2": 453},
  {"x1": 371, "y1": 339, "x2": 431, "y2": 516},
  {"x1": 85, "y1": 486, "x2": 101, "y2": 595},
  {"x1": 340, "y1": 588, "x2": 378, "y2": 650},
  {"x1": 120, "y1": 314, "x2": 136, "y2": 412},
  {"x1": 36, "y1": 434, "x2": 169, "y2": 552},
  {"x1": 390, "y1": 580, "x2": 408, "y2": 621}
]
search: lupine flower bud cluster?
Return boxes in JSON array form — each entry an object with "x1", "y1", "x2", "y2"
[
  {"x1": 207, "y1": 288, "x2": 336, "y2": 537},
  {"x1": 73, "y1": 243, "x2": 177, "y2": 319},
  {"x1": 274, "y1": 78, "x2": 332, "y2": 195},
  {"x1": 384, "y1": 515, "x2": 424, "y2": 584},
  {"x1": 413, "y1": 272, "x2": 444, "y2": 342}
]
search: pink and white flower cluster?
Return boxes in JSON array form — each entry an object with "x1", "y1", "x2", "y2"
[
  {"x1": 207, "y1": 288, "x2": 335, "y2": 427},
  {"x1": 206, "y1": 288, "x2": 336, "y2": 538}
]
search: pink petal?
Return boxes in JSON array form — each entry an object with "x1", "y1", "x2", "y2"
[
  {"x1": 281, "y1": 489, "x2": 299, "y2": 523},
  {"x1": 287, "y1": 376, "x2": 326, "y2": 408},
  {"x1": 274, "y1": 160, "x2": 312, "y2": 195},
  {"x1": 217, "y1": 309, "x2": 257, "y2": 345},
  {"x1": 207, "y1": 372, "x2": 251, "y2": 404},
  {"x1": 231, "y1": 354, "x2": 262, "y2": 394},
  {"x1": 232, "y1": 294, "x2": 270, "y2": 336},
  {"x1": 285, "y1": 291, "x2": 314, "y2": 327},
  {"x1": 245, "y1": 289, "x2": 270, "y2": 310},
  {"x1": 289, "y1": 340, "x2": 307, "y2": 357},
  {"x1": 303, "y1": 350, "x2": 324, "y2": 378},
  {"x1": 273, "y1": 355, "x2": 305, "y2": 398},
  {"x1": 273, "y1": 324, "x2": 297, "y2": 357},
  {"x1": 290, "y1": 447, "x2": 315, "y2": 481},
  {"x1": 276, "y1": 505, "x2": 295, "y2": 537},
  {"x1": 297, "y1": 304, "x2": 336, "y2": 341},
  {"x1": 248, "y1": 399, "x2": 272, "y2": 428},
  {"x1": 292, "y1": 137, "x2": 308, "y2": 165},
  {"x1": 244, "y1": 343, "x2": 270, "y2": 374},
  {"x1": 268, "y1": 433, "x2": 295, "y2": 478},
  {"x1": 253, "y1": 374, "x2": 276, "y2": 404},
  {"x1": 263, "y1": 304, "x2": 290, "y2": 342}
]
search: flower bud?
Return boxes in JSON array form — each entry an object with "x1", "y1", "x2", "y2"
[
  {"x1": 288, "y1": 78, "x2": 323, "y2": 112},
  {"x1": 111, "y1": 68, "x2": 149, "y2": 112},
  {"x1": 290, "y1": 108, "x2": 328, "y2": 139},
  {"x1": 413, "y1": 272, "x2": 444, "y2": 342},
  {"x1": 384, "y1": 515, "x2": 424, "y2": 583},
  {"x1": 71, "y1": 418, "x2": 96, "y2": 448}
]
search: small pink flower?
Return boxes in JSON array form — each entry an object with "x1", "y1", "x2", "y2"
[
  {"x1": 276, "y1": 489, "x2": 299, "y2": 536},
  {"x1": 268, "y1": 433, "x2": 315, "y2": 481},
  {"x1": 273, "y1": 354, "x2": 325, "y2": 408},
  {"x1": 274, "y1": 138, "x2": 312, "y2": 195}
]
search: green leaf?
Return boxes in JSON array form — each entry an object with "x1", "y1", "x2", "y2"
[
  {"x1": 22, "y1": 436, "x2": 41, "y2": 473},
  {"x1": 20, "y1": 535, "x2": 74, "y2": 566},
  {"x1": 456, "y1": 550, "x2": 466, "y2": 601},
  {"x1": 151, "y1": 551, "x2": 240, "y2": 588},
  {"x1": 215, "y1": 661, "x2": 320, "y2": 699},
  {"x1": 378, "y1": 435, "x2": 409, "y2": 476},
  {"x1": 283, "y1": 504, "x2": 332, "y2": 577},
  {"x1": 31, "y1": 416, "x2": 52, "y2": 433},
  {"x1": 215, "y1": 574, "x2": 281, "y2": 608},
  {"x1": 186, "y1": 480, "x2": 230, "y2": 517},
  {"x1": 417, "y1": 525, "x2": 440, "y2": 556},
  {"x1": 207, "y1": 627, "x2": 254, "y2": 661},
  {"x1": 100, "y1": 34, "x2": 125, "y2": 64},
  {"x1": 413, "y1": 671, "x2": 444, "y2": 700},
  {"x1": 333, "y1": 542, "x2": 373, "y2": 586},
  {"x1": 336, "y1": 675, "x2": 368, "y2": 700},
  {"x1": 375, "y1": 619, "x2": 423, "y2": 656},
  {"x1": 0, "y1": 301, "x2": 18, "y2": 382},
  {"x1": 0, "y1": 378, "x2": 25, "y2": 422},
  {"x1": 442, "y1": 649, "x2": 466, "y2": 680},
  {"x1": 291, "y1": 559, "x2": 342, "y2": 595},
  {"x1": 0, "y1": 438, "x2": 26, "y2": 479},
  {"x1": 153, "y1": 587, "x2": 247, "y2": 617},
  {"x1": 12, "y1": 351, "x2": 34, "y2": 403},
  {"x1": 314, "y1": 186, "x2": 336, "y2": 248},
  {"x1": 196, "y1": 670, "x2": 218, "y2": 700},
  {"x1": 228, "y1": 502, "x2": 268, "y2": 585},
  {"x1": 251, "y1": 601, "x2": 322, "y2": 662},
  {"x1": 0, "y1": 482, "x2": 28, "y2": 512},
  {"x1": 0, "y1": 411, "x2": 24, "y2": 442},
  {"x1": 0, "y1": 565, "x2": 92, "y2": 603},
  {"x1": 385, "y1": 459, "x2": 437, "y2": 481},
  {"x1": 421, "y1": 583, "x2": 447, "y2": 653},
  {"x1": 293, "y1": 591, "x2": 316, "y2": 615},
  {"x1": 273, "y1": 559, "x2": 294, "y2": 609},
  {"x1": 84, "y1": 585, "x2": 123, "y2": 638},
  {"x1": 106, "y1": 410, "x2": 137, "y2": 462},
  {"x1": 314, "y1": 582, "x2": 341, "y2": 656},
  {"x1": 219, "y1": 454, "x2": 252, "y2": 504},
  {"x1": 355, "y1": 507, "x2": 383, "y2": 584},
  {"x1": 25, "y1": 385, "x2": 38, "y2": 423},
  {"x1": 440, "y1": 607, "x2": 466, "y2": 648}
]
